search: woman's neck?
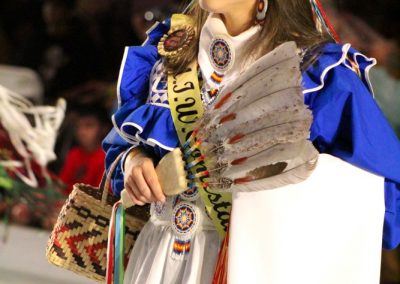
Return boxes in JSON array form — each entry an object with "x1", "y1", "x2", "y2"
[{"x1": 220, "y1": 2, "x2": 256, "y2": 36}]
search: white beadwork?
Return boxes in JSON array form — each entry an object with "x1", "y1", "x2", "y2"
[{"x1": 148, "y1": 60, "x2": 169, "y2": 106}]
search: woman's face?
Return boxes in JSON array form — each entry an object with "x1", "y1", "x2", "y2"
[{"x1": 199, "y1": 0, "x2": 256, "y2": 14}]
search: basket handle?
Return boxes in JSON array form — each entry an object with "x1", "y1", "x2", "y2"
[{"x1": 100, "y1": 152, "x2": 125, "y2": 205}]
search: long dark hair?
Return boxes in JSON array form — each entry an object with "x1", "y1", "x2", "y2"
[{"x1": 167, "y1": 0, "x2": 332, "y2": 74}]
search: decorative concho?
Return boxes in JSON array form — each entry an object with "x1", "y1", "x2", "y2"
[
  {"x1": 171, "y1": 202, "x2": 200, "y2": 239},
  {"x1": 180, "y1": 186, "x2": 199, "y2": 202},
  {"x1": 158, "y1": 25, "x2": 195, "y2": 62},
  {"x1": 209, "y1": 37, "x2": 234, "y2": 72}
]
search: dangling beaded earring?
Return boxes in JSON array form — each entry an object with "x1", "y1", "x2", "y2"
[{"x1": 255, "y1": 0, "x2": 269, "y2": 25}]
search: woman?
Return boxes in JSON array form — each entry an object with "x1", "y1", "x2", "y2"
[{"x1": 103, "y1": 0, "x2": 400, "y2": 283}]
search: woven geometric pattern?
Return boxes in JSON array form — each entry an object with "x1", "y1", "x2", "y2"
[{"x1": 46, "y1": 184, "x2": 148, "y2": 282}]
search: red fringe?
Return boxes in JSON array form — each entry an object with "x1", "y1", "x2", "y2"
[
  {"x1": 315, "y1": 0, "x2": 341, "y2": 43},
  {"x1": 212, "y1": 228, "x2": 230, "y2": 284}
]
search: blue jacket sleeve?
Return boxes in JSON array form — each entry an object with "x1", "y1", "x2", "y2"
[
  {"x1": 102, "y1": 128, "x2": 133, "y2": 197},
  {"x1": 304, "y1": 49, "x2": 400, "y2": 249},
  {"x1": 102, "y1": 20, "x2": 171, "y2": 197}
]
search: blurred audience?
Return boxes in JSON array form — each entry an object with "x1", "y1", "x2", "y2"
[
  {"x1": 75, "y1": 0, "x2": 141, "y2": 79},
  {"x1": 130, "y1": 0, "x2": 177, "y2": 42},
  {"x1": 0, "y1": 0, "x2": 182, "y2": 233},
  {"x1": 323, "y1": 0, "x2": 400, "y2": 137},
  {"x1": 0, "y1": 26, "x2": 11, "y2": 64},
  {"x1": 321, "y1": 2, "x2": 400, "y2": 282},
  {"x1": 39, "y1": 0, "x2": 101, "y2": 103}
]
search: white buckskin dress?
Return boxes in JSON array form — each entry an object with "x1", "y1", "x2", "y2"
[{"x1": 118, "y1": 13, "x2": 390, "y2": 284}]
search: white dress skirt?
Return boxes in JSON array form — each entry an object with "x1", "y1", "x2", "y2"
[
  {"x1": 229, "y1": 154, "x2": 384, "y2": 284},
  {"x1": 124, "y1": 154, "x2": 384, "y2": 284},
  {"x1": 123, "y1": 198, "x2": 221, "y2": 284}
]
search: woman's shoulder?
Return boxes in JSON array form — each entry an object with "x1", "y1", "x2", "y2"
[
  {"x1": 117, "y1": 19, "x2": 171, "y2": 107},
  {"x1": 111, "y1": 17, "x2": 191, "y2": 157},
  {"x1": 302, "y1": 42, "x2": 376, "y2": 98},
  {"x1": 117, "y1": 14, "x2": 197, "y2": 107}
]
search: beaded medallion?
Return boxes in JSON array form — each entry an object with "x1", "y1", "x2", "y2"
[
  {"x1": 209, "y1": 37, "x2": 234, "y2": 72},
  {"x1": 170, "y1": 201, "x2": 200, "y2": 259},
  {"x1": 172, "y1": 202, "x2": 199, "y2": 238}
]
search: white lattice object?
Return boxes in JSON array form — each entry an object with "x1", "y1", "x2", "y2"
[{"x1": 0, "y1": 84, "x2": 66, "y2": 187}]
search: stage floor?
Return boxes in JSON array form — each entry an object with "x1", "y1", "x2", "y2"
[{"x1": 0, "y1": 224, "x2": 95, "y2": 284}]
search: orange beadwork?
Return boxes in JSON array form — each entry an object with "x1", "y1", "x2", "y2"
[
  {"x1": 211, "y1": 71, "x2": 224, "y2": 84},
  {"x1": 208, "y1": 88, "x2": 219, "y2": 97},
  {"x1": 173, "y1": 239, "x2": 192, "y2": 255}
]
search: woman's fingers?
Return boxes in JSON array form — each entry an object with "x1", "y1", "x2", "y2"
[
  {"x1": 124, "y1": 182, "x2": 145, "y2": 206},
  {"x1": 142, "y1": 160, "x2": 165, "y2": 203},
  {"x1": 131, "y1": 166, "x2": 153, "y2": 202},
  {"x1": 124, "y1": 156, "x2": 166, "y2": 205}
]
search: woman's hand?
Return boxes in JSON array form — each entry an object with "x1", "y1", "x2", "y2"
[{"x1": 123, "y1": 148, "x2": 166, "y2": 206}]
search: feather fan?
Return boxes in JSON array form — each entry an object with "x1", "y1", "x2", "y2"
[
  {"x1": 186, "y1": 41, "x2": 319, "y2": 192},
  {"x1": 121, "y1": 41, "x2": 319, "y2": 207}
]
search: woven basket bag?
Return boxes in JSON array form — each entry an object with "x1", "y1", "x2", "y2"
[{"x1": 46, "y1": 154, "x2": 150, "y2": 282}]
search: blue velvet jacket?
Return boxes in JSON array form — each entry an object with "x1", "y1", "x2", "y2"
[{"x1": 103, "y1": 19, "x2": 400, "y2": 250}]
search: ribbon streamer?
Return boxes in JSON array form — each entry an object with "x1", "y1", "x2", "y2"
[{"x1": 107, "y1": 201, "x2": 125, "y2": 284}]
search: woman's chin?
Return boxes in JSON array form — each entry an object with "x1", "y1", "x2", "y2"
[{"x1": 198, "y1": 0, "x2": 223, "y2": 13}]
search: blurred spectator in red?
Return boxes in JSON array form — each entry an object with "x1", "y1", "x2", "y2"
[{"x1": 59, "y1": 105, "x2": 108, "y2": 194}]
